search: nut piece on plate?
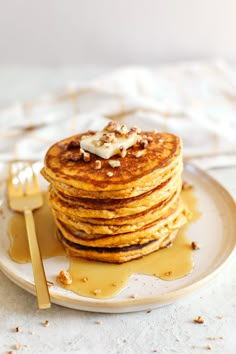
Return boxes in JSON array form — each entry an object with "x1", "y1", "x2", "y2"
[
  {"x1": 58, "y1": 270, "x2": 73, "y2": 285},
  {"x1": 191, "y1": 241, "x2": 200, "y2": 250}
]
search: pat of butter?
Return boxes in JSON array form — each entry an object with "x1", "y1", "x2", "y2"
[{"x1": 80, "y1": 131, "x2": 139, "y2": 159}]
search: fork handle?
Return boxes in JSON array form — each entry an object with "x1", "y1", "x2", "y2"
[{"x1": 24, "y1": 208, "x2": 51, "y2": 309}]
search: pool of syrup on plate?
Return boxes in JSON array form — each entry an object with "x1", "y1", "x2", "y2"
[{"x1": 8, "y1": 188, "x2": 201, "y2": 299}]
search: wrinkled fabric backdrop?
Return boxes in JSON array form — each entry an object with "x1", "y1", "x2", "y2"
[{"x1": 1, "y1": 61, "x2": 236, "y2": 169}]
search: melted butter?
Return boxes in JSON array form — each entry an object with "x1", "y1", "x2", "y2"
[
  {"x1": 80, "y1": 129, "x2": 139, "y2": 159},
  {"x1": 8, "y1": 188, "x2": 200, "y2": 299}
]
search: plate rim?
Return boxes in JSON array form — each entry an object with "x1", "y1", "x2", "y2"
[{"x1": 0, "y1": 162, "x2": 236, "y2": 312}]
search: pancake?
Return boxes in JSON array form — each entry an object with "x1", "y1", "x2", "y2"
[
  {"x1": 54, "y1": 201, "x2": 189, "y2": 249},
  {"x1": 51, "y1": 171, "x2": 182, "y2": 212},
  {"x1": 42, "y1": 130, "x2": 182, "y2": 198},
  {"x1": 41, "y1": 157, "x2": 181, "y2": 199},
  {"x1": 51, "y1": 197, "x2": 181, "y2": 235},
  {"x1": 57, "y1": 229, "x2": 178, "y2": 263},
  {"x1": 50, "y1": 186, "x2": 182, "y2": 232},
  {"x1": 51, "y1": 195, "x2": 179, "y2": 234},
  {"x1": 42, "y1": 121, "x2": 189, "y2": 263},
  {"x1": 48, "y1": 180, "x2": 182, "y2": 220}
]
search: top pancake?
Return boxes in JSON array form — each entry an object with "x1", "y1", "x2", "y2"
[{"x1": 43, "y1": 131, "x2": 182, "y2": 194}]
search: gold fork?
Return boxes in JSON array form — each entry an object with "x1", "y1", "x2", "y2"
[{"x1": 8, "y1": 162, "x2": 51, "y2": 309}]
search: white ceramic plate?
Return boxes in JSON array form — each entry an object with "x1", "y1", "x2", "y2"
[{"x1": 0, "y1": 163, "x2": 236, "y2": 313}]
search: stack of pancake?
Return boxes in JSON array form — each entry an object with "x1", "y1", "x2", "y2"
[{"x1": 41, "y1": 122, "x2": 189, "y2": 263}]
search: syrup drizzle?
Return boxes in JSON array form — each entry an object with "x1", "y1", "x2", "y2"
[{"x1": 8, "y1": 188, "x2": 200, "y2": 299}]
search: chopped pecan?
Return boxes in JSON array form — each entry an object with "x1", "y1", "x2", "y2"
[
  {"x1": 58, "y1": 270, "x2": 73, "y2": 285},
  {"x1": 130, "y1": 126, "x2": 141, "y2": 134},
  {"x1": 104, "y1": 121, "x2": 119, "y2": 132},
  {"x1": 193, "y1": 315, "x2": 204, "y2": 324},
  {"x1": 101, "y1": 133, "x2": 116, "y2": 143},
  {"x1": 191, "y1": 241, "x2": 200, "y2": 250},
  {"x1": 120, "y1": 124, "x2": 129, "y2": 135},
  {"x1": 119, "y1": 145, "x2": 127, "y2": 158},
  {"x1": 43, "y1": 320, "x2": 49, "y2": 327},
  {"x1": 94, "y1": 140, "x2": 103, "y2": 147},
  {"x1": 140, "y1": 139, "x2": 148, "y2": 148},
  {"x1": 66, "y1": 139, "x2": 80, "y2": 149},
  {"x1": 135, "y1": 150, "x2": 145, "y2": 158},
  {"x1": 88, "y1": 130, "x2": 96, "y2": 135},
  {"x1": 83, "y1": 151, "x2": 91, "y2": 162},
  {"x1": 94, "y1": 160, "x2": 102, "y2": 169},
  {"x1": 62, "y1": 151, "x2": 82, "y2": 162},
  {"x1": 93, "y1": 289, "x2": 102, "y2": 295},
  {"x1": 108, "y1": 160, "x2": 121, "y2": 168}
]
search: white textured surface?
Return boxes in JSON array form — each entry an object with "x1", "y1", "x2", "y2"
[
  {"x1": 0, "y1": 67, "x2": 236, "y2": 354},
  {"x1": 2, "y1": 61, "x2": 236, "y2": 165}
]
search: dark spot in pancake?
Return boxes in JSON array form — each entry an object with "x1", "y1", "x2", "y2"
[
  {"x1": 66, "y1": 139, "x2": 81, "y2": 149},
  {"x1": 58, "y1": 229, "x2": 157, "y2": 253}
]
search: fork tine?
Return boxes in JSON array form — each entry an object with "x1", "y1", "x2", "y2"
[
  {"x1": 25, "y1": 177, "x2": 32, "y2": 195},
  {"x1": 24, "y1": 165, "x2": 33, "y2": 194},
  {"x1": 25, "y1": 165, "x2": 40, "y2": 195},
  {"x1": 32, "y1": 169, "x2": 40, "y2": 192},
  {"x1": 8, "y1": 163, "x2": 24, "y2": 197}
]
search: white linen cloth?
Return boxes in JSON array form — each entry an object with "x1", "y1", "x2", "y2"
[{"x1": 1, "y1": 61, "x2": 236, "y2": 168}]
